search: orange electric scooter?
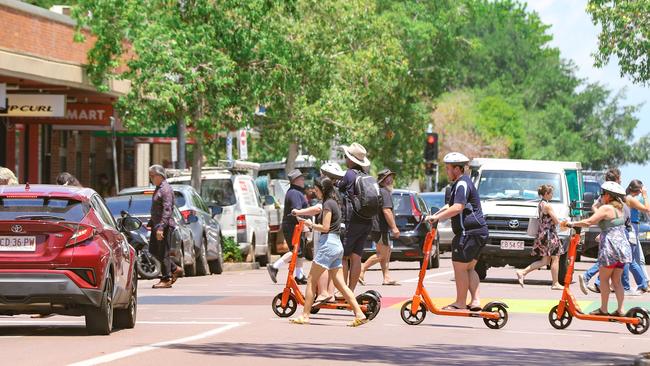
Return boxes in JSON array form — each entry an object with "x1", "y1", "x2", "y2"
[
  {"x1": 400, "y1": 222, "x2": 509, "y2": 329},
  {"x1": 271, "y1": 220, "x2": 381, "y2": 320},
  {"x1": 548, "y1": 226, "x2": 649, "y2": 334}
]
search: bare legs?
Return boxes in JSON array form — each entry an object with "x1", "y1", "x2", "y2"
[
  {"x1": 360, "y1": 242, "x2": 393, "y2": 284},
  {"x1": 448, "y1": 260, "x2": 480, "y2": 308},
  {"x1": 346, "y1": 253, "x2": 362, "y2": 292},
  {"x1": 598, "y1": 267, "x2": 624, "y2": 314},
  {"x1": 516, "y1": 256, "x2": 561, "y2": 288}
]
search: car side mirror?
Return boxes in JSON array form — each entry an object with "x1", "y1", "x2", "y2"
[
  {"x1": 583, "y1": 192, "x2": 595, "y2": 207},
  {"x1": 186, "y1": 214, "x2": 199, "y2": 224},
  {"x1": 210, "y1": 206, "x2": 223, "y2": 216},
  {"x1": 121, "y1": 216, "x2": 142, "y2": 232}
]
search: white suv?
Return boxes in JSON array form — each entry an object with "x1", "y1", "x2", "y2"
[{"x1": 168, "y1": 164, "x2": 271, "y2": 266}]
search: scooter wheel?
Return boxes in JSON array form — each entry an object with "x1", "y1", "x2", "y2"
[
  {"x1": 548, "y1": 305, "x2": 572, "y2": 330},
  {"x1": 625, "y1": 307, "x2": 650, "y2": 335},
  {"x1": 364, "y1": 290, "x2": 382, "y2": 299},
  {"x1": 272, "y1": 293, "x2": 297, "y2": 318},
  {"x1": 400, "y1": 300, "x2": 426, "y2": 325},
  {"x1": 482, "y1": 302, "x2": 508, "y2": 329},
  {"x1": 356, "y1": 293, "x2": 381, "y2": 321}
]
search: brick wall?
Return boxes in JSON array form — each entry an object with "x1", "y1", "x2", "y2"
[{"x1": 0, "y1": 5, "x2": 94, "y2": 65}]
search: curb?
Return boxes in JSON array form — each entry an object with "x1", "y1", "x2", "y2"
[
  {"x1": 637, "y1": 353, "x2": 650, "y2": 366},
  {"x1": 223, "y1": 262, "x2": 260, "y2": 271}
]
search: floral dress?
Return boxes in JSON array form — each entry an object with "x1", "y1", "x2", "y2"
[
  {"x1": 598, "y1": 209, "x2": 633, "y2": 267},
  {"x1": 532, "y1": 200, "x2": 564, "y2": 256}
]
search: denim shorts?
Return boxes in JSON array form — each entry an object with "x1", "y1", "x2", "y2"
[{"x1": 314, "y1": 233, "x2": 344, "y2": 270}]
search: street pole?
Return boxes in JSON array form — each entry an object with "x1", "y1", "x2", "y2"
[
  {"x1": 425, "y1": 174, "x2": 432, "y2": 192},
  {"x1": 434, "y1": 162, "x2": 439, "y2": 191},
  {"x1": 109, "y1": 116, "x2": 120, "y2": 193},
  {"x1": 177, "y1": 117, "x2": 186, "y2": 169}
]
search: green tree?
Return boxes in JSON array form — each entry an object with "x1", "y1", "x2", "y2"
[
  {"x1": 73, "y1": 0, "x2": 290, "y2": 189},
  {"x1": 588, "y1": 0, "x2": 650, "y2": 84}
]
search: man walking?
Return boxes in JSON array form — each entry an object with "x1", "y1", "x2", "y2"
[
  {"x1": 268, "y1": 169, "x2": 308, "y2": 284},
  {"x1": 359, "y1": 169, "x2": 400, "y2": 285},
  {"x1": 338, "y1": 143, "x2": 373, "y2": 291},
  {"x1": 427, "y1": 153, "x2": 488, "y2": 311},
  {"x1": 149, "y1": 165, "x2": 183, "y2": 289}
]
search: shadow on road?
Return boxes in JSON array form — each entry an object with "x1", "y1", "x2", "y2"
[{"x1": 165, "y1": 342, "x2": 633, "y2": 365}]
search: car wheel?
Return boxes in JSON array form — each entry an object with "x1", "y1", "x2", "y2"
[
  {"x1": 558, "y1": 252, "x2": 570, "y2": 285},
  {"x1": 85, "y1": 275, "x2": 114, "y2": 335},
  {"x1": 475, "y1": 260, "x2": 487, "y2": 280},
  {"x1": 431, "y1": 242, "x2": 440, "y2": 269},
  {"x1": 420, "y1": 255, "x2": 434, "y2": 270},
  {"x1": 196, "y1": 237, "x2": 210, "y2": 276},
  {"x1": 114, "y1": 268, "x2": 137, "y2": 329},
  {"x1": 256, "y1": 241, "x2": 270, "y2": 267},
  {"x1": 208, "y1": 237, "x2": 224, "y2": 275}
]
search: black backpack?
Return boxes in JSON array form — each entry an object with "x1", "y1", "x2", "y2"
[{"x1": 351, "y1": 170, "x2": 382, "y2": 220}]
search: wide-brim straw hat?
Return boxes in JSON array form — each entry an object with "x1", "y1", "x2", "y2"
[{"x1": 342, "y1": 143, "x2": 370, "y2": 167}]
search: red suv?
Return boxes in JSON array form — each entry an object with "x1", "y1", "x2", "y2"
[{"x1": 0, "y1": 184, "x2": 138, "y2": 335}]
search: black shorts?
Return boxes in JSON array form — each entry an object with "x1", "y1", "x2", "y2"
[
  {"x1": 283, "y1": 225, "x2": 304, "y2": 257},
  {"x1": 343, "y1": 222, "x2": 371, "y2": 257},
  {"x1": 451, "y1": 234, "x2": 488, "y2": 263}
]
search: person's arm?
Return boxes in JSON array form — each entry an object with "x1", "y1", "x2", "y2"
[
  {"x1": 565, "y1": 205, "x2": 610, "y2": 228},
  {"x1": 430, "y1": 203, "x2": 463, "y2": 222},
  {"x1": 383, "y1": 207, "x2": 400, "y2": 238},
  {"x1": 626, "y1": 194, "x2": 650, "y2": 213},
  {"x1": 293, "y1": 204, "x2": 322, "y2": 217},
  {"x1": 306, "y1": 210, "x2": 332, "y2": 233},
  {"x1": 542, "y1": 202, "x2": 560, "y2": 225},
  {"x1": 156, "y1": 187, "x2": 173, "y2": 239}
]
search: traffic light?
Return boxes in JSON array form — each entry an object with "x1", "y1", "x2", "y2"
[{"x1": 424, "y1": 132, "x2": 438, "y2": 161}]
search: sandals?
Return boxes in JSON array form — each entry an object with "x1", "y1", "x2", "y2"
[
  {"x1": 348, "y1": 318, "x2": 369, "y2": 327},
  {"x1": 551, "y1": 284, "x2": 564, "y2": 291},
  {"x1": 442, "y1": 304, "x2": 464, "y2": 311},
  {"x1": 516, "y1": 271, "x2": 525, "y2": 288},
  {"x1": 382, "y1": 280, "x2": 401, "y2": 286},
  {"x1": 589, "y1": 308, "x2": 608, "y2": 316},
  {"x1": 289, "y1": 316, "x2": 310, "y2": 325},
  {"x1": 610, "y1": 310, "x2": 625, "y2": 317},
  {"x1": 313, "y1": 295, "x2": 333, "y2": 307},
  {"x1": 467, "y1": 305, "x2": 482, "y2": 312},
  {"x1": 358, "y1": 277, "x2": 366, "y2": 286}
]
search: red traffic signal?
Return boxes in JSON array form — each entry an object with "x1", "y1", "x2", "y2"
[{"x1": 424, "y1": 132, "x2": 439, "y2": 161}]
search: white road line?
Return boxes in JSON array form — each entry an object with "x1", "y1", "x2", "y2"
[
  {"x1": 504, "y1": 330, "x2": 593, "y2": 338},
  {"x1": 0, "y1": 320, "x2": 240, "y2": 326},
  {"x1": 402, "y1": 270, "x2": 454, "y2": 283},
  {"x1": 67, "y1": 322, "x2": 243, "y2": 366}
]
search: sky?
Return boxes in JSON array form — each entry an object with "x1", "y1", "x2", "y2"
[{"x1": 525, "y1": 0, "x2": 650, "y2": 188}]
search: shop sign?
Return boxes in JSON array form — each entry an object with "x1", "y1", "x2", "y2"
[
  {"x1": 42, "y1": 104, "x2": 113, "y2": 126},
  {"x1": 0, "y1": 94, "x2": 66, "y2": 117}
]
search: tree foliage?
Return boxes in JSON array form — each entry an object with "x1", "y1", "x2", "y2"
[{"x1": 588, "y1": 0, "x2": 650, "y2": 84}]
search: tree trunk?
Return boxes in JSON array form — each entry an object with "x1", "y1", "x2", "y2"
[
  {"x1": 285, "y1": 142, "x2": 299, "y2": 175},
  {"x1": 177, "y1": 116, "x2": 186, "y2": 170},
  {"x1": 191, "y1": 138, "x2": 202, "y2": 193}
]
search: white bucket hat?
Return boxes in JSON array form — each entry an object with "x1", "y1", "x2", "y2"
[{"x1": 341, "y1": 143, "x2": 370, "y2": 167}]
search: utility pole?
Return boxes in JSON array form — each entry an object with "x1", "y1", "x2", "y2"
[
  {"x1": 424, "y1": 123, "x2": 439, "y2": 192},
  {"x1": 109, "y1": 116, "x2": 120, "y2": 193},
  {"x1": 177, "y1": 117, "x2": 186, "y2": 169}
]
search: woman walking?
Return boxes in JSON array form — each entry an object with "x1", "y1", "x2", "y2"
[
  {"x1": 563, "y1": 182, "x2": 632, "y2": 316},
  {"x1": 516, "y1": 185, "x2": 564, "y2": 290},
  {"x1": 625, "y1": 180, "x2": 649, "y2": 292},
  {"x1": 289, "y1": 177, "x2": 368, "y2": 327}
]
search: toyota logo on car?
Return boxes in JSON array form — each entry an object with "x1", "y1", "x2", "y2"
[
  {"x1": 508, "y1": 220, "x2": 520, "y2": 229},
  {"x1": 11, "y1": 224, "x2": 24, "y2": 233}
]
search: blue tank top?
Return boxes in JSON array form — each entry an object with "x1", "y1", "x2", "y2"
[{"x1": 630, "y1": 196, "x2": 644, "y2": 224}]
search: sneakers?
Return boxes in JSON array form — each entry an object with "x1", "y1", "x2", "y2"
[
  {"x1": 152, "y1": 279, "x2": 172, "y2": 289},
  {"x1": 578, "y1": 275, "x2": 588, "y2": 295},
  {"x1": 587, "y1": 283, "x2": 600, "y2": 293},
  {"x1": 267, "y1": 265, "x2": 278, "y2": 283},
  {"x1": 625, "y1": 289, "x2": 642, "y2": 296}
]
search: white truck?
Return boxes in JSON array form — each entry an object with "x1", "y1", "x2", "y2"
[{"x1": 470, "y1": 158, "x2": 585, "y2": 283}]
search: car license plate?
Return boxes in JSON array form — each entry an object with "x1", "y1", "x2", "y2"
[
  {"x1": 500, "y1": 240, "x2": 524, "y2": 250},
  {"x1": 0, "y1": 236, "x2": 36, "y2": 252}
]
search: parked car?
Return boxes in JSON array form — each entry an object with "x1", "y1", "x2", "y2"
[
  {"x1": 420, "y1": 191, "x2": 453, "y2": 253},
  {"x1": 0, "y1": 184, "x2": 138, "y2": 335},
  {"x1": 105, "y1": 194, "x2": 197, "y2": 276},
  {"x1": 470, "y1": 158, "x2": 585, "y2": 282},
  {"x1": 363, "y1": 189, "x2": 439, "y2": 268},
  {"x1": 255, "y1": 176, "x2": 289, "y2": 255},
  {"x1": 168, "y1": 162, "x2": 271, "y2": 266}
]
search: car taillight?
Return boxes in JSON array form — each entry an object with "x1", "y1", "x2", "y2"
[
  {"x1": 65, "y1": 224, "x2": 95, "y2": 247},
  {"x1": 236, "y1": 215, "x2": 246, "y2": 230},
  {"x1": 411, "y1": 196, "x2": 422, "y2": 222},
  {"x1": 180, "y1": 209, "x2": 195, "y2": 221}
]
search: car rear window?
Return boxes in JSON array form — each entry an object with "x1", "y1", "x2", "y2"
[
  {"x1": 105, "y1": 196, "x2": 153, "y2": 217},
  {"x1": 392, "y1": 194, "x2": 414, "y2": 215},
  {"x1": 201, "y1": 179, "x2": 237, "y2": 207},
  {"x1": 0, "y1": 197, "x2": 89, "y2": 222}
]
